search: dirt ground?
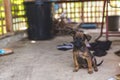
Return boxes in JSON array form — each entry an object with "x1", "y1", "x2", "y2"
[{"x1": 0, "y1": 29, "x2": 120, "y2": 80}]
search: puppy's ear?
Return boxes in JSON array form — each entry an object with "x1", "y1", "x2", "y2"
[
  {"x1": 66, "y1": 27, "x2": 76, "y2": 36},
  {"x1": 69, "y1": 30, "x2": 76, "y2": 36},
  {"x1": 84, "y1": 34, "x2": 92, "y2": 41}
]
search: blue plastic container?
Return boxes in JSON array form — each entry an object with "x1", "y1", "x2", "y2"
[{"x1": 80, "y1": 23, "x2": 97, "y2": 29}]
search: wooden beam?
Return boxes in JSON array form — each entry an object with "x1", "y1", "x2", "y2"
[
  {"x1": 24, "y1": 0, "x2": 35, "y2": 2},
  {"x1": 44, "y1": 0, "x2": 104, "y2": 3},
  {"x1": 3, "y1": 0, "x2": 13, "y2": 32}
]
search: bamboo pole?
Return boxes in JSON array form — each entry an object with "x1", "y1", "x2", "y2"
[{"x1": 3, "y1": 0, "x2": 13, "y2": 32}]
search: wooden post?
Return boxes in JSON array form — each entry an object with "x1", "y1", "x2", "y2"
[
  {"x1": 81, "y1": 2, "x2": 84, "y2": 22},
  {"x1": 24, "y1": 0, "x2": 35, "y2": 2},
  {"x1": 3, "y1": 0, "x2": 13, "y2": 32}
]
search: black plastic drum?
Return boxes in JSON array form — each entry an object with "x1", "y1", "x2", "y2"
[{"x1": 24, "y1": 2, "x2": 53, "y2": 40}]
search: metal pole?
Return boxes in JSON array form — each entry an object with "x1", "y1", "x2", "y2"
[
  {"x1": 106, "y1": 0, "x2": 109, "y2": 40},
  {"x1": 95, "y1": 0, "x2": 107, "y2": 41}
]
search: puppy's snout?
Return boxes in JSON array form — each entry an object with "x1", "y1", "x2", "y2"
[{"x1": 73, "y1": 37, "x2": 85, "y2": 48}]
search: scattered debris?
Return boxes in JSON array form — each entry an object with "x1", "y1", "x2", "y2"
[
  {"x1": 0, "y1": 48, "x2": 14, "y2": 56},
  {"x1": 57, "y1": 40, "x2": 112, "y2": 57},
  {"x1": 89, "y1": 40, "x2": 112, "y2": 57},
  {"x1": 108, "y1": 74, "x2": 120, "y2": 80},
  {"x1": 57, "y1": 42, "x2": 73, "y2": 51},
  {"x1": 108, "y1": 77, "x2": 116, "y2": 80},
  {"x1": 115, "y1": 74, "x2": 120, "y2": 80},
  {"x1": 30, "y1": 40, "x2": 36, "y2": 43},
  {"x1": 53, "y1": 12, "x2": 81, "y2": 36}
]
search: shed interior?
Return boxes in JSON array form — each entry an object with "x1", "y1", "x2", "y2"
[{"x1": 0, "y1": 0, "x2": 120, "y2": 80}]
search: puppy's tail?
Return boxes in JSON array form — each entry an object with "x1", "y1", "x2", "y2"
[{"x1": 94, "y1": 58, "x2": 103, "y2": 66}]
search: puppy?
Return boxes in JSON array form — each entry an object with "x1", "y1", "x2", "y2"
[{"x1": 71, "y1": 30, "x2": 103, "y2": 74}]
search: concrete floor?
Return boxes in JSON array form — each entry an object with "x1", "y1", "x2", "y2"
[{"x1": 0, "y1": 29, "x2": 120, "y2": 80}]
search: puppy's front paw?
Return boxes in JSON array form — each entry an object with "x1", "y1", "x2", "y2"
[
  {"x1": 88, "y1": 71, "x2": 93, "y2": 74},
  {"x1": 73, "y1": 68, "x2": 79, "y2": 72},
  {"x1": 94, "y1": 68, "x2": 98, "y2": 72}
]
